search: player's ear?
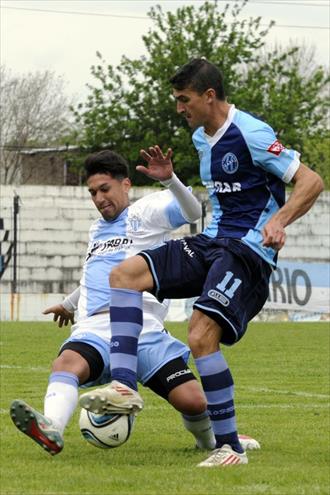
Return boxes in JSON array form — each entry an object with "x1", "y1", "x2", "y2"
[
  {"x1": 123, "y1": 177, "x2": 131, "y2": 192},
  {"x1": 204, "y1": 88, "x2": 216, "y2": 103}
]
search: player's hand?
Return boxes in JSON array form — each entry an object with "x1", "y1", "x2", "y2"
[
  {"x1": 43, "y1": 304, "x2": 74, "y2": 327},
  {"x1": 136, "y1": 145, "x2": 173, "y2": 182},
  {"x1": 262, "y1": 219, "x2": 286, "y2": 250}
]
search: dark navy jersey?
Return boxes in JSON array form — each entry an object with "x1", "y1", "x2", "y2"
[{"x1": 192, "y1": 105, "x2": 300, "y2": 266}]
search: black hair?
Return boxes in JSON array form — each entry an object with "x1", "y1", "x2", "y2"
[
  {"x1": 84, "y1": 150, "x2": 130, "y2": 180},
  {"x1": 169, "y1": 58, "x2": 226, "y2": 100}
]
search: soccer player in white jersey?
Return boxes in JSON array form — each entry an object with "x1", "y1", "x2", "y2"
[
  {"x1": 79, "y1": 59, "x2": 324, "y2": 467},
  {"x1": 10, "y1": 149, "x2": 225, "y2": 455}
]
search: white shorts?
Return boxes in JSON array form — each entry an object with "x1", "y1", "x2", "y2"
[{"x1": 60, "y1": 313, "x2": 190, "y2": 387}]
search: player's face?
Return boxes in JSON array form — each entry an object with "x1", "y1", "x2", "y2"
[
  {"x1": 173, "y1": 87, "x2": 213, "y2": 129},
  {"x1": 87, "y1": 173, "x2": 131, "y2": 220}
]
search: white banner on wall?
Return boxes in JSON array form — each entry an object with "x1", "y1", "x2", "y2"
[
  {"x1": 265, "y1": 260, "x2": 329, "y2": 313},
  {"x1": 167, "y1": 260, "x2": 330, "y2": 322}
]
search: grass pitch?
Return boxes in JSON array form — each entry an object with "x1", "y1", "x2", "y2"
[{"x1": 0, "y1": 320, "x2": 329, "y2": 495}]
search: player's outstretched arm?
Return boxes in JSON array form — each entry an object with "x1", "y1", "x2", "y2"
[
  {"x1": 43, "y1": 286, "x2": 80, "y2": 327},
  {"x1": 262, "y1": 163, "x2": 324, "y2": 250},
  {"x1": 137, "y1": 145, "x2": 202, "y2": 223},
  {"x1": 43, "y1": 304, "x2": 74, "y2": 327}
]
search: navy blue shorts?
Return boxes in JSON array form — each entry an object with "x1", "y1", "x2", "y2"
[{"x1": 140, "y1": 235, "x2": 271, "y2": 345}]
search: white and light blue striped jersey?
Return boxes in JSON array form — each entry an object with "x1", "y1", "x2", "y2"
[
  {"x1": 78, "y1": 189, "x2": 191, "y2": 325},
  {"x1": 192, "y1": 105, "x2": 300, "y2": 266}
]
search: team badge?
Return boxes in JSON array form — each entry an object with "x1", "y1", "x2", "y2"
[
  {"x1": 128, "y1": 214, "x2": 141, "y2": 232},
  {"x1": 267, "y1": 140, "x2": 285, "y2": 156},
  {"x1": 221, "y1": 152, "x2": 239, "y2": 174}
]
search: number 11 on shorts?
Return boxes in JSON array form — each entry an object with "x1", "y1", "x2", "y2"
[{"x1": 216, "y1": 271, "x2": 242, "y2": 299}]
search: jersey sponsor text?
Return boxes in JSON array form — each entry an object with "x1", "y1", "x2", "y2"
[
  {"x1": 86, "y1": 237, "x2": 133, "y2": 261},
  {"x1": 205, "y1": 181, "x2": 242, "y2": 193}
]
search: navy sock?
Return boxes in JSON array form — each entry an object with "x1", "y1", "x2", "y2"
[
  {"x1": 109, "y1": 288, "x2": 142, "y2": 391},
  {"x1": 195, "y1": 351, "x2": 243, "y2": 454}
]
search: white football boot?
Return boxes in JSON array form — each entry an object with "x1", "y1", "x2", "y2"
[
  {"x1": 238, "y1": 434, "x2": 261, "y2": 451},
  {"x1": 197, "y1": 444, "x2": 248, "y2": 467},
  {"x1": 79, "y1": 380, "x2": 144, "y2": 415},
  {"x1": 10, "y1": 399, "x2": 64, "y2": 455}
]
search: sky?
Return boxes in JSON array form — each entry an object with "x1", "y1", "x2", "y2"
[{"x1": 1, "y1": 0, "x2": 329, "y2": 102}]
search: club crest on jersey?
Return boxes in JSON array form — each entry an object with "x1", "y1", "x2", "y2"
[
  {"x1": 267, "y1": 140, "x2": 285, "y2": 156},
  {"x1": 128, "y1": 214, "x2": 141, "y2": 232},
  {"x1": 221, "y1": 152, "x2": 239, "y2": 174}
]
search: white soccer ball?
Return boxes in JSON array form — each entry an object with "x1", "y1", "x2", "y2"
[{"x1": 79, "y1": 409, "x2": 135, "y2": 449}]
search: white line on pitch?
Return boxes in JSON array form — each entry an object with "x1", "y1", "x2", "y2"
[
  {"x1": 239, "y1": 404, "x2": 329, "y2": 409},
  {"x1": 237, "y1": 386, "x2": 329, "y2": 400},
  {"x1": 0, "y1": 364, "x2": 49, "y2": 372}
]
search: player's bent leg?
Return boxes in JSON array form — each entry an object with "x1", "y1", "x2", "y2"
[
  {"x1": 9, "y1": 400, "x2": 64, "y2": 456},
  {"x1": 169, "y1": 380, "x2": 216, "y2": 451},
  {"x1": 144, "y1": 357, "x2": 216, "y2": 450},
  {"x1": 79, "y1": 381, "x2": 144, "y2": 415},
  {"x1": 43, "y1": 348, "x2": 88, "y2": 436},
  {"x1": 52, "y1": 348, "x2": 91, "y2": 383},
  {"x1": 168, "y1": 379, "x2": 206, "y2": 415}
]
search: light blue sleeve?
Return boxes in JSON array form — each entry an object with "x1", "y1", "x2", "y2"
[
  {"x1": 165, "y1": 192, "x2": 191, "y2": 228},
  {"x1": 239, "y1": 117, "x2": 300, "y2": 183}
]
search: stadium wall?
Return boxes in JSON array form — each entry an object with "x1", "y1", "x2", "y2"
[{"x1": 1, "y1": 186, "x2": 329, "y2": 321}]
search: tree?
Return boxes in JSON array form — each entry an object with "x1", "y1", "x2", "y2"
[
  {"x1": 302, "y1": 132, "x2": 330, "y2": 188},
  {"x1": 0, "y1": 67, "x2": 73, "y2": 184},
  {"x1": 73, "y1": 0, "x2": 329, "y2": 186}
]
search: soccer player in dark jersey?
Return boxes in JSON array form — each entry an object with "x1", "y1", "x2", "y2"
[{"x1": 79, "y1": 59, "x2": 324, "y2": 467}]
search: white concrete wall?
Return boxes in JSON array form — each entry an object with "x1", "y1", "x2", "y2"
[
  {"x1": 279, "y1": 192, "x2": 330, "y2": 261},
  {"x1": 1, "y1": 185, "x2": 329, "y2": 298}
]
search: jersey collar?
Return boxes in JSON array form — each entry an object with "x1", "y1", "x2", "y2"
[{"x1": 204, "y1": 104, "x2": 236, "y2": 147}]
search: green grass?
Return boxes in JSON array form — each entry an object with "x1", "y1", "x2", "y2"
[{"x1": 0, "y1": 321, "x2": 329, "y2": 495}]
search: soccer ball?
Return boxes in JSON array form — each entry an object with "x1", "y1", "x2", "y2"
[{"x1": 79, "y1": 409, "x2": 135, "y2": 449}]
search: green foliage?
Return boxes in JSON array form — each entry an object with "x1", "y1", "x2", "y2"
[
  {"x1": 302, "y1": 132, "x2": 330, "y2": 189},
  {"x1": 233, "y1": 46, "x2": 330, "y2": 153},
  {"x1": 73, "y1": 1, "x2": 329, "y2": 185},
  {"x1": 1, "y1": 321, "x2": 329, "y2": 494}
]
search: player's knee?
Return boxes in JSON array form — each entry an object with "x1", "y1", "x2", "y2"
[
  {"x1": 51, "y1": 351, "x2": 72, "y2": 372},
  {"x1": 109, "y1": 264, "x2": 125, "y2": 287},
  {"x1": 187, "y1": 393, "x2": 207, "y2": 415},
  {"x1": 178, "y1": 393, "x2": 207, "y2": 415},
  {"x1": 188, "y1": 316, "x2": 222, "y2": 356},
  {"x1": 110, "y1": 258, "x2": 152, "y2": 291},
  {"x1": 110, "y1": 263, "x2": 136, "y2": 288},
  {"x1": 51, "y1": 354, "x2": 65, "y2": 372},
  {"x1": 51, "y1": 349, "x2": 88, "y2": 379},
  {"x1": 188, "y1": 330, "x2": 206, "y2": 356},
  {"x1": 169, "y1": 383, "x2": 207, "y2": 415}
]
